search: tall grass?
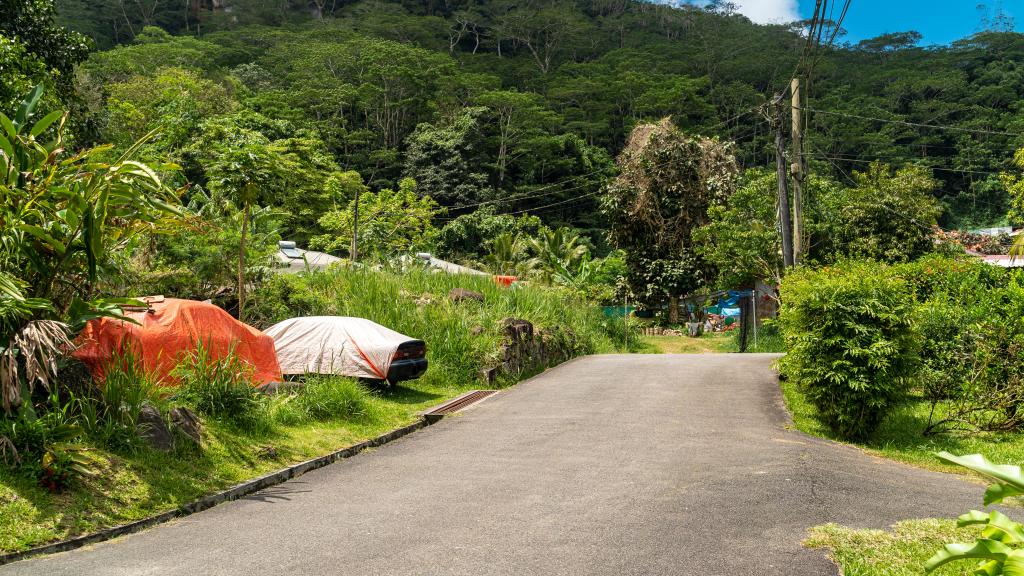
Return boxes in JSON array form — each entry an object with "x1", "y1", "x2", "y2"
[
  {"x1": 248, "y1": 266, "x2": 620, "y2": 389},
  {"x1": 172, "y1": 340, "x2": 269, "y2": 433},
  {"x1": 294, "y1": 376, "x2": 372, "y2": 422},
  {"x1": 726, "y1": 320, "x2": 786, "y2": 353},
  {"x1": 77, "y1": 351, "x2": 164, "y2": 451}
]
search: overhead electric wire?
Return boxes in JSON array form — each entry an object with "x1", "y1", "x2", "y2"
[
  {"x1": 816, "y1": 153, "x2": 951, "y2": 233},
  {"x1": 799, "y1": 106, "x2": 1024, "y2": 138},
  {"x1": 809, "y1": 152, "x2": 1013, "y2": 212},
  {"x1": 806, "y1": 153, "x2": 1008, "y2": 177},
  {"x1": 435, "y1": 104, "x2": 769, "y2": 219}
]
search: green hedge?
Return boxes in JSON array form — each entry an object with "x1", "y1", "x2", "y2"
[{"x1": 778, "y1": 261, "x2": 919, "y2": 440}]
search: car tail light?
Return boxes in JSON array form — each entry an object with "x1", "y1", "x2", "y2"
[{"x1": 393, "y1": 343, "x2": 426, "y2": 360}]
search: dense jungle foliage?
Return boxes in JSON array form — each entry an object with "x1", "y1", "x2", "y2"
[{"x1": 41, "y1": 0, "x2": 1024, "y2": 232}]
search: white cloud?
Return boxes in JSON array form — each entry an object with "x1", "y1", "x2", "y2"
[{"x1": 732, "y1": 0, "x2": 800, "y2": 24}]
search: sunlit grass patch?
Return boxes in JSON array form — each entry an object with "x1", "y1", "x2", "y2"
[{"x1": 805, "y1": 519, "x2": 980, "y2": 576}]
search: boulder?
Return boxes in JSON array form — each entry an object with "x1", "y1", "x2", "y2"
[
  {"x1": 136, "y1": 405, "x2": 173, "y2": 451},
  {"x1": 449, "y1": 288, "x2": 485, "y2": 303},
  {"x1": 170, "y1": 407, "x2": 202, "y2": 446},
  {"x1": 56, "y1": 357, "x2": 96, "y2": 400}
]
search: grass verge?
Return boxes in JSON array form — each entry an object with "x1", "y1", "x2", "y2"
[
  {"x1": 0, "y1": 267, "x2": 624, "y2": 554},
  {"x1": 804, "y1": 520, "x2": 980, "y2": 576},
  {"x1": 0, "y1": 380, "x2": 436, "y2": 553},
  {"x1": 781, "y1": 379, "x2": 1024, "y2": 475},
  {"x1": 785, "y1": 373, "x2": 1024, "y2": 575}
]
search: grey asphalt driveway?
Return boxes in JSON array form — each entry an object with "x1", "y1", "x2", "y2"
[{"x1": 3, "y1": 354, "x2": 991, "y2": 575}]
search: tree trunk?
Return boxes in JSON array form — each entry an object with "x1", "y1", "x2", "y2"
[
  {"x1": 238, "y1": 201, "x2": 249, "y2": 321},
  {"x1": 350, "y1": 186, "x2": 360, "y2": 262},
  {"x1": 669, "y1": 295, "x2": 679, "y2": 324}
]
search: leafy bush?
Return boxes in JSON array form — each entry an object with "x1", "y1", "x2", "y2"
[
  {"x1": 893, "y1": 256, "x2": 1024, "y2": 435},
  {"x1": 172, "y1": 342, "x2": 267, "y2": 432},
  {"x1": 778, "y1": 261, "x2": 919, "y2": 440},
  {"x1": 913, "y1": 297, "x2": 974, "y2": 404},
  {"x1": 0, "y1": 395, "x2": 91, "y2": 492}
]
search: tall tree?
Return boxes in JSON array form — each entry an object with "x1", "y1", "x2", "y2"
[
  {"x1": 403, "y1": 107, "x2": 491, "y2": 207},
  {"x1": 1, "y1": 0, "x2": 90, "y2": 96},
  {"x1": 603, "y1": 119, "x2": 739, "y2": 322}
]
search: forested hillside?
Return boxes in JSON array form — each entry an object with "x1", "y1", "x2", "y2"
[{"x1": 48, "y1": 0, "x2": 1024, "y2": 231}]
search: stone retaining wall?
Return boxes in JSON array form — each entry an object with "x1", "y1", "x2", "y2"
[{"x1": 480, "y1": 318, "x2": 579, "y2": 385}]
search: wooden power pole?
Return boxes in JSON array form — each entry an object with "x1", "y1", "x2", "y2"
[
  {"x1": 773, "y1": 93, "x2": 795, "y2": 269},
  {"x1": 790, "y1": 77, "x2": 807, "y2": 265}
]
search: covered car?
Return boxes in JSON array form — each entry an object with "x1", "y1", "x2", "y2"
[
  {"x1": 263, "y1": 316, "x2": 427, "y2": 384},
  {"x1": 73, "y1": 298, "x2": 283, "y2": 386}
]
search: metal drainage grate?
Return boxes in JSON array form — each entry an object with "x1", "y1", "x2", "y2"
[{"x1": 423, "y1": 390, "x2": 497, "y2": 422}]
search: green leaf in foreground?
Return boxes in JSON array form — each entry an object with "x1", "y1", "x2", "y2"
[
  {"x1": 936, "y1": 452, "x2": 1024, "y2": 506},
  {"x1": 924, "y1": 453, "x2": 1024, "y2": 575}
]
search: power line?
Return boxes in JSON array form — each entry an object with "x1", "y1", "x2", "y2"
[
  {"x1": 807, "y1": 153, "x2": 1007, "y2": 177},
  {"x1": 811, "y1": 153, "x2": 1012, "y2": 216},
  {"x1": 502, "y1": 189, "x2": 605, "y2": 217},
  {"x1": 815, "y1": 153, "x2": 951, "y2": 233},
  {"x1": 436, "y1": 104, "x2": 768, "y2": 217},
  {"x1": 810, "y1": 153, "x2": 1012, "y2": 211},
  {"x1": 800, "y1": 106, "x2": 1024, "y2": 138}
]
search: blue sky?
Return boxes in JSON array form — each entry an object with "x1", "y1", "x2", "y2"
[{"x1": 685, "y1": 1, "x2": 1020, "y2": 45}]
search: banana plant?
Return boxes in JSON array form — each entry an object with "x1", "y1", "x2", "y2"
[
  {"x1": 925, "y1": 452, "x2": 1024, "y2": 574},
  {"x1": 0, "y1": 85, "x2": 182, "y2": 411}
]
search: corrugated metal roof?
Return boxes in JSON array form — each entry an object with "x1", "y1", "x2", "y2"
[{"x1": 414, "y1": 252, "x2": 488, "y2": 276}]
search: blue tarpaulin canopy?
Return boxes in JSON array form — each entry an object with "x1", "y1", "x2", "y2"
[{"x1": 705, "y1": 290, "x2": 751, "y2": 317}]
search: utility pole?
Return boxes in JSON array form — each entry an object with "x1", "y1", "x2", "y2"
[
  {"x1": 350, "y1": 187, "x2": 360, "y2": 263},
  {"x1": 790, "y1": 77, "x2": 807, "y2": 265},
  {"x1": 773, "y1": 93, "x2": 795, "y2": 269}
]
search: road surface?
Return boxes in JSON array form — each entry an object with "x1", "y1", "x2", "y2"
[{"x1": 4, "y1": 354, "x2": 990, "y2": 575}]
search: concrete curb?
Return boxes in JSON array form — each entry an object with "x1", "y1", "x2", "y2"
[{"x1": 0, "y1": 417, "x2": 433, "y2": 566}]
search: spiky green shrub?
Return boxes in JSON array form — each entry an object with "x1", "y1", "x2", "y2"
[
  {"x1": 172, "y1": 341, "x2": 266, "y2": 432},
  {"x1": 77, "y1": 350, "x2": 164, "y2": 451},
  {"x1": 778, "y1": 261, "x2": 918, "y2": 440}
]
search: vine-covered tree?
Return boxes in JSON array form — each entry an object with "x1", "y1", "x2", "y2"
[{"x1": 603, "y1": 118, "x2": 738, "y2": 323}]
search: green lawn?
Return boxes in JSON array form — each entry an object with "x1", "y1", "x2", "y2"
[
  {"x1": 639, "y1": 332, "x2": 734, "y2": 354},
  {"x1": 640, "y1": 324, "x2": 785, "y2": 355},
  {"x1": 0, "y1": 380, "x2": 451, "y2": 553},
  {"x1": 805, "y1": 520, "x2": 981, "y2": 576}
]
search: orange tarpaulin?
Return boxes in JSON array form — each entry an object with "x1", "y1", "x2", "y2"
[
  {"x1": 73, "y1": 298, "x2": 282, "y2": 386},
  {"x1": 494, "y1": 275, "x2": 517, "y2": 287}
]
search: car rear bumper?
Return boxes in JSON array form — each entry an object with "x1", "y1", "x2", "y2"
[{"x1": 387, "y1": 358, "x2": 428, "y2": 383}]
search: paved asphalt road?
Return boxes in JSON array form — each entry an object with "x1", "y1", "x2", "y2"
[{"x1": 4, "y1": 354, "x2": 994, "y2": 575}]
